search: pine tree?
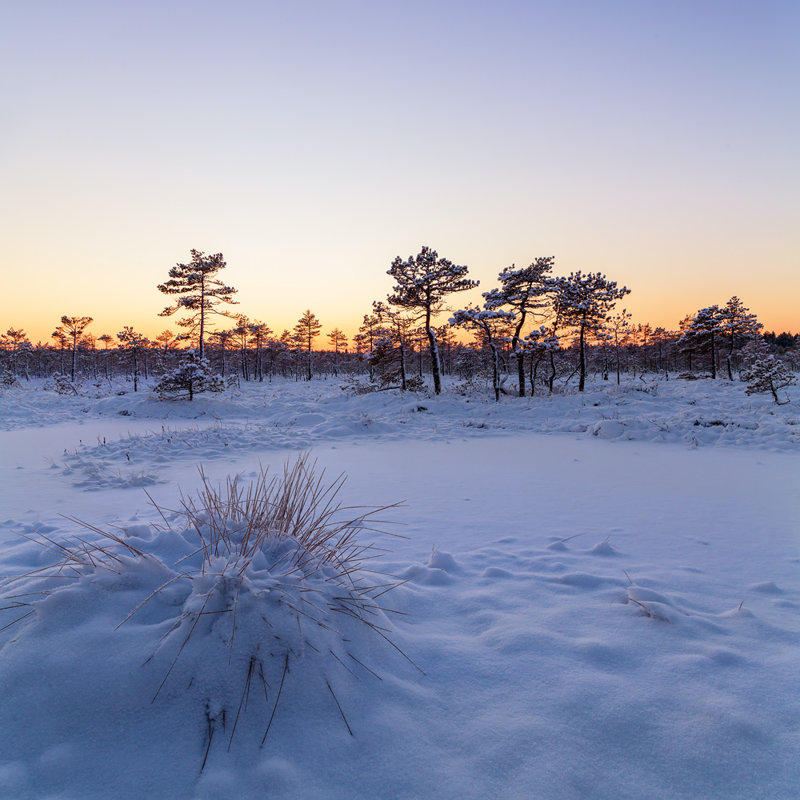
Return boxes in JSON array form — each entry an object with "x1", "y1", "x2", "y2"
[
  {"x1": 355, "y1": 309, "x2": 387, "y2": 380},
  {"x1": 720, "y1": 297, "x2": 762, "y2": 380},
  {"x1": 294, "y1": 310, "x2": 322, "y2": 380},
  {"x1": 97, "y1": 334, "x2": 114, "y2": 380},
  {"x1": 1, "y1": 328, "x2": 31, "y2": 380},
  {"x1": 523, "y1": 326, "x2": 560, "y2": 395},
  {"x1": 154, "y1": 351, "x2": 225, "y2": 401},
  {"x1": 50, "y1": 328, "x2": 69, "y2": 376},
  {"x1": 157, "y1": 249, "x2": 237, "y2": 359},
  {"x1": 231, "y1": 315, "x2": 251, "y2": 381},
  {"x1": 387, "y1": 246, "x2": 478, "y2": 394},
  {"x1": 247, "y1": 321, "x2": 272, "y2": 382},
  {"x1": 154, "y1": 330, "x2": 178, "y2": 352},
  {"x1": 209, "y1": 328, "x2": 234, "y2": 378},
  {"x1": 53, "y1": 315, "x2": 93, "y2": 381},
  {"x1": 552, "y1": 272, "x2": 630, "y2": 392},
  {"x1": 483, "y1": 257, "x2": 554, "y2": 396},
  {"x1": 116, "y1": 326, "x2": 147, "y2": 391},
  {"x1": 608, "y1": 310, "x2": 632, "y2": 384},
  {"x1": 371, "y1": 301, "x2": 414, "y2": 390},
  {"x1": 327, "y1": 328, "x2": 348, "y2": 375},
  {"x1": 742, "y1": 353, "x2": 796, "y2": 405},
  {"x1": 678, "y1": 306, "x2": 724, "y2": 378},
  {"x1": 450, "y1": 306, "x2": 516, "y2": 402}
]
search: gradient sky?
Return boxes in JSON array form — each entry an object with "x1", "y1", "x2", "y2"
[{"x1": 2, "y1": 0, "x2": 798, "y2": 344}]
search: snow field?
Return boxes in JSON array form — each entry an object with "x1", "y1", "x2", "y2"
[{"x1": 0, "y1": 377, "x2": 798, "y2": 799}]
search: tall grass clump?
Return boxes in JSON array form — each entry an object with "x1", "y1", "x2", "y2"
[{"x1": 1, "y1": 454, "x2": 412, "y2": 766}]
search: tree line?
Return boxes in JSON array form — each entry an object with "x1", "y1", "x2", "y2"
[{"x1": 1, "y1": 247, "x2": 797, "y2": 401}]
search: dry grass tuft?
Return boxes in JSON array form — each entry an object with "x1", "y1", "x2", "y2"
[
  {"x1": 168, "y1": 454, "x2": 400, "y2": 583},
  {"x1": 1, "y1": 453, "x2": 417, "y2": 765}
]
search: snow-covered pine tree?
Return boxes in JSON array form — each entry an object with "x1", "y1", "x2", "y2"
[
  {"x1": 742, "y1": 353, "x2": 796, "y2": 405},
  {"x1": 719, "y1": 297, "x2": 762, "y2": 380},
  {"x1": 483, "y1": 257, "x2": 554, "y2": 397},
  {"x1": 154, "y1": 351, "x2": 225, "y2": 401},
  {"x1": 552, "y1": 272, "x2": 630, "y2": 392},
  {"x1": 523, "y1": 326, "x2": 561, "y2": 395},
  {"x1": 387, "y1": 246, "x2": 478, "y2": 395},
  {"x1": 367, "y1": 335, "x2": 402, "y2": 389},
  {"x1": 450, "y1": 306, "x2": 516, "y2": 402},
  {"x1": 46, "y1": 372, "x2": 79, "y2": 395},
  {"x1": 116, "y1": 326, "x2": 148, "y2": 391},
  {"x1": 157, "y1": 250, "x2": 238, "y2": 360},
  {"x1": 678, "y1": 305, "x2": 724, "y2": 378},
  {"x1": 370, "y1": 301, "x2": 416, "y2": 391},
  {"x1": 1, "y1": 328, "x2": 32, "y2": 381},
  {"x1": 364, "y1": 301, "x2": 410, "y2": 392}
]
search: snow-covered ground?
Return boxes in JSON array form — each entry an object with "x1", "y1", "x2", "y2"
[{"x1": 1, "y1": 376, "x2": 798, "y2": 799}]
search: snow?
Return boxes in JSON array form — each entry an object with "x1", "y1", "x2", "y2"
[{"x1": 0, "y1": 376, "x2": 798, "y2": 799}]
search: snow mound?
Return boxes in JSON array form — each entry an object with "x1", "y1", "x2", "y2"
[
  {"x1": 426, "y1": 548, "x2": 461, "y2": 572},
  {"x1": 589, "y1": 540, "x2": 620, "y2": 556},
  {"x1": 0, "y1": 457, "x2": 414, "y2": 779},
  {"x1": 2, "y1": 375, "x2": 798, "y2": 454},
  {"x1": 592, "y1": 419, "x2": 625, "y2": 439}
]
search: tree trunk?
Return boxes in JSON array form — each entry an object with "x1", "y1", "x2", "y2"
[
  {"x1": 530, "y1": 355, "x2": 542, "y2": 396},
  {"x1": 710, "y1": 331, "x2": 716, "y2": 379},
  {"x1": 399, "y1": 341, "x2": 407, "y2": 391},
  {"x1": 199, "y1": 280, "x2": 206, "y2": 360},
  {"x1": 491, "y1": 342, "x2": 500, "y2": 403},
  {"x1": 516, "y1": 348, "x2": 525, "y2": 397},
  {"x1": 426, "y1": 308, "x2": 442, "y2": 394}
]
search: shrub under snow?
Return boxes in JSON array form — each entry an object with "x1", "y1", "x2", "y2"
[
  {"x1": 742, "y1": 355, "x2": 796, "y2": 405},
  {"x1": 154, "y1": 350, "x2": 225, "y2": 401},
  {"x1": 1, "y1": 455, "x2": 407, "y2": 767}
]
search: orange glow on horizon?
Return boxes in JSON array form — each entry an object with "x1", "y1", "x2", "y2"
[{"x1": 9, "y1": 295, "x2": 797, "y2": 352}]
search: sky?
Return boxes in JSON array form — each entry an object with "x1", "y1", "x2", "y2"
[{"x1": 1, "y1": 0, "x2": 798, "y2": 344}]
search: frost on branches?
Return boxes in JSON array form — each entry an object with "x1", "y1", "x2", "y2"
[
  {"x1": 742, "y1": 354, "x2": 796, "y2": 405},
  {"x1": 154, "y1": 351, "x2": 225, "y2": 401},
  {"x1": 450, "y1": 306, "x2": 516, "y2": 402},
  {"x1": 45, "y1": 373, "x2": 80, "y2": 395},
  {"x1": 386, "y1": 246, "x2": 478, "y2": 395},
  {"x1": 553, "y1": 272, "x2": 630, "y2": 392},
  {"x1": 482, "y1": 257, "x2": 554, "y2": 397}
]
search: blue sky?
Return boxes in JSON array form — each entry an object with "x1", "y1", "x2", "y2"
[{"x1": 2, "y1": 0, "x2": 797, "y2": 341}]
